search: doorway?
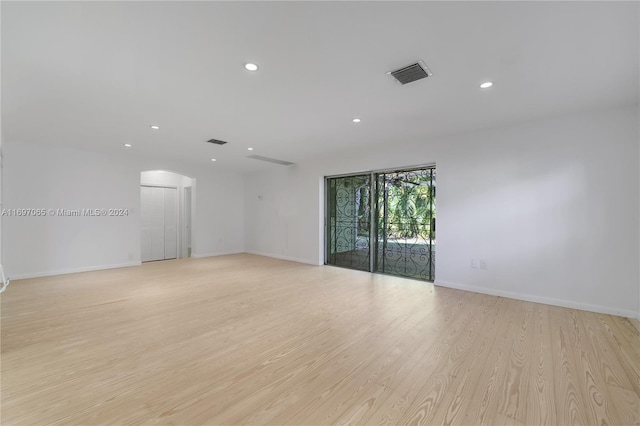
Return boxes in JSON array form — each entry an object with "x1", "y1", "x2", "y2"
[
  {"x1": 140, "y1": 171, "x2": 194, "y2": 262},
  {"x1": 325, "y1": 165, "x2": 436, "y2": 281}
]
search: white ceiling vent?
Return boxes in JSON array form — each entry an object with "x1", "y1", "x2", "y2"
[
  {"x1": 247, "y1": 155, "x2": 294, "y2": 166},
  {"x1": 389, "y1": 61, "x2": 432, "y2": 85}
]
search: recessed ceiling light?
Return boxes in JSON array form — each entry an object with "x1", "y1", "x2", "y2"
[
  {"x1": 248, "y1": 147, "x2": 254, "y2": 151},
  {"x1": 150, "y1": 125, "x2": 160, "y2": 130},
  {"x1": 480, "y1": 82, "x2": 493, "y2": 89},
  {"x1": 245, "y1": 63, "x2": 259, "y2": 71},
  {"x1": 352, "y1": 118, "x2": 361, "y2": 123},
  {"x1": 124, "y1": 143, "x2": 132, "y2": 148},
  {"x1": 211, "y1": 158, "x2": 217, "y2": 162}
]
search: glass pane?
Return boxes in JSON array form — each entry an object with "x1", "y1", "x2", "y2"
[{"x1": 326, "y1": 175, "x2": 371, "y2": 271}]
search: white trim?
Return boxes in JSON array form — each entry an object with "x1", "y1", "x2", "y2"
[
  {"x1": 191, "y1": 250, "x2": 245, "y2": 259},
  {"x1": 435, "y1": 279, "x2": 638, "y2": 319},
  {"x1": 10, "y1": 261, "x2": 142, "y2": 280},
  {"x1": 140, "y1": 184, "x2": 178, "y2": 189},
  {"x1": 245, "y1": 250, "x2": 322, "y2": 266}
]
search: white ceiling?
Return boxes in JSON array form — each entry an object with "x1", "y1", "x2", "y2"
[{"x1": 2, "y1": 1, "x2": 639, "y2": 172}]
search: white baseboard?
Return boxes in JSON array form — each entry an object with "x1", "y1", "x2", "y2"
[
  {"x1": 190, "y1": 250, "x2": 244, "y2": 259},
  {"x1": 245, "y1": 250, "x2": 321, "y2": 266},
  {"x1": 11, "y1": 261, "x2": 142, "y2": 280},
  {"x1": 435, "y1": 279, "x2": 638, "y2": 319}
]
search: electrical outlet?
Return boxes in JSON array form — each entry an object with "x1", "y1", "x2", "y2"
[
  {"x1": 480, "y1": 259, "x2": 488, "y2": 270},
  {"x1": 471, "y1": 259, "x2": 479, "y2": 268}
]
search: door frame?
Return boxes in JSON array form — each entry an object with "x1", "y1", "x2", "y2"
[{"x1": 183, "y1": 186, "x2": 192, "y2": 258}]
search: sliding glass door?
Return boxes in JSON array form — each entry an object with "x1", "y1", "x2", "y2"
[
  {"x1": 326, "y1": 174, "x2": 372, "y2": 271},
  {"x1": 374, "y1": 168, "x2": 435, "y2": 281},
  {"x1": 326, "y1": 166, "x2": 436, "y2": 282}
]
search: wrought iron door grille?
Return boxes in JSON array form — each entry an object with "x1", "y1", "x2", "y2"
[
  {"x1": 375, "y1": 168, "x2": 435, "y2": 281},
  {"x1": 326, "y1": 175, "x2": 372, "y2": 272}
]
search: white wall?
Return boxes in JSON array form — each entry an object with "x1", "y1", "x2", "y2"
[
  {"x1": 0, "y1": 6, "x2": 3, "y2": 268},
  {"x1": 2, "y1": 141, "x2": 245, "y2": 278},
  {"x1": 0, "y1": 132, "x2": 3, "y2": 268},
  {"x1": 245, "y1": 104, "x2": 640, "y2": 318},
  {"x1": 2, "y1": 142, "x2": 140, "y2": 277}
]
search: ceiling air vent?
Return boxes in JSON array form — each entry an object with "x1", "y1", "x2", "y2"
[
  {"x1": 206, "y1": 138, "x2": 228, "y2": 145},
  {"x1": 247, "y1": 154, "x2": 294, "y2": 166},
  {"x1": 389, "y1": 61, "x2": 432, "y2": 85}
]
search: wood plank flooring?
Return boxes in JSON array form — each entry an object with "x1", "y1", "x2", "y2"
[{"x1": 1, "y1": 254, "x2": 639, "y2": 425}]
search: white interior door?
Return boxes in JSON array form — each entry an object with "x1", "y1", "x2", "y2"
[
  {"x1": 141, "y1": 186, "x2": 164, "y2": 262},
  {"x1": 163, "y1": 187, "x2": 177, "y2": 259},
  {"x1": 184, "y1": 186, "x2": 192, "y2": 258},
  {"x1": 141, "y1": 187, "x2": 153, "y2": 262},
  {"x1": 141, "y1": 186, "x2": 177, "y2": 262}
]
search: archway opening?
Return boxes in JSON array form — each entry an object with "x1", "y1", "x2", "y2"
[{"x1": 140, "y1": 170, "x2": 195, "y2": 261}]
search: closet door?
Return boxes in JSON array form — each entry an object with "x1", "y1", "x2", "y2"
[
  {"x1": 163, "y1": 187, "x2": 178, "y2": 259},
  {"x1": 141, "y1": 186, "x2": 178, "y2": 262},
  {"x1": 141, "y1": 187, "x2": 154, "y2": 262}
]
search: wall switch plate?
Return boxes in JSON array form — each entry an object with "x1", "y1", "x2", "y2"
[
  {"x1": 471, "y1": 259, "x2": 479, "y2": 268},
  {"x1": 480, "y1": 259, "x2": 488, "y2": 270}
]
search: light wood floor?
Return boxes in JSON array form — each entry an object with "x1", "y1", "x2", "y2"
[{"x1": 2, "y1": 254, "x2": 639, "y2": 425}]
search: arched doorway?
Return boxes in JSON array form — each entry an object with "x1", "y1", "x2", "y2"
[{"x1": 140, "y1": 170, "x2": 195, "y2": 262}]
